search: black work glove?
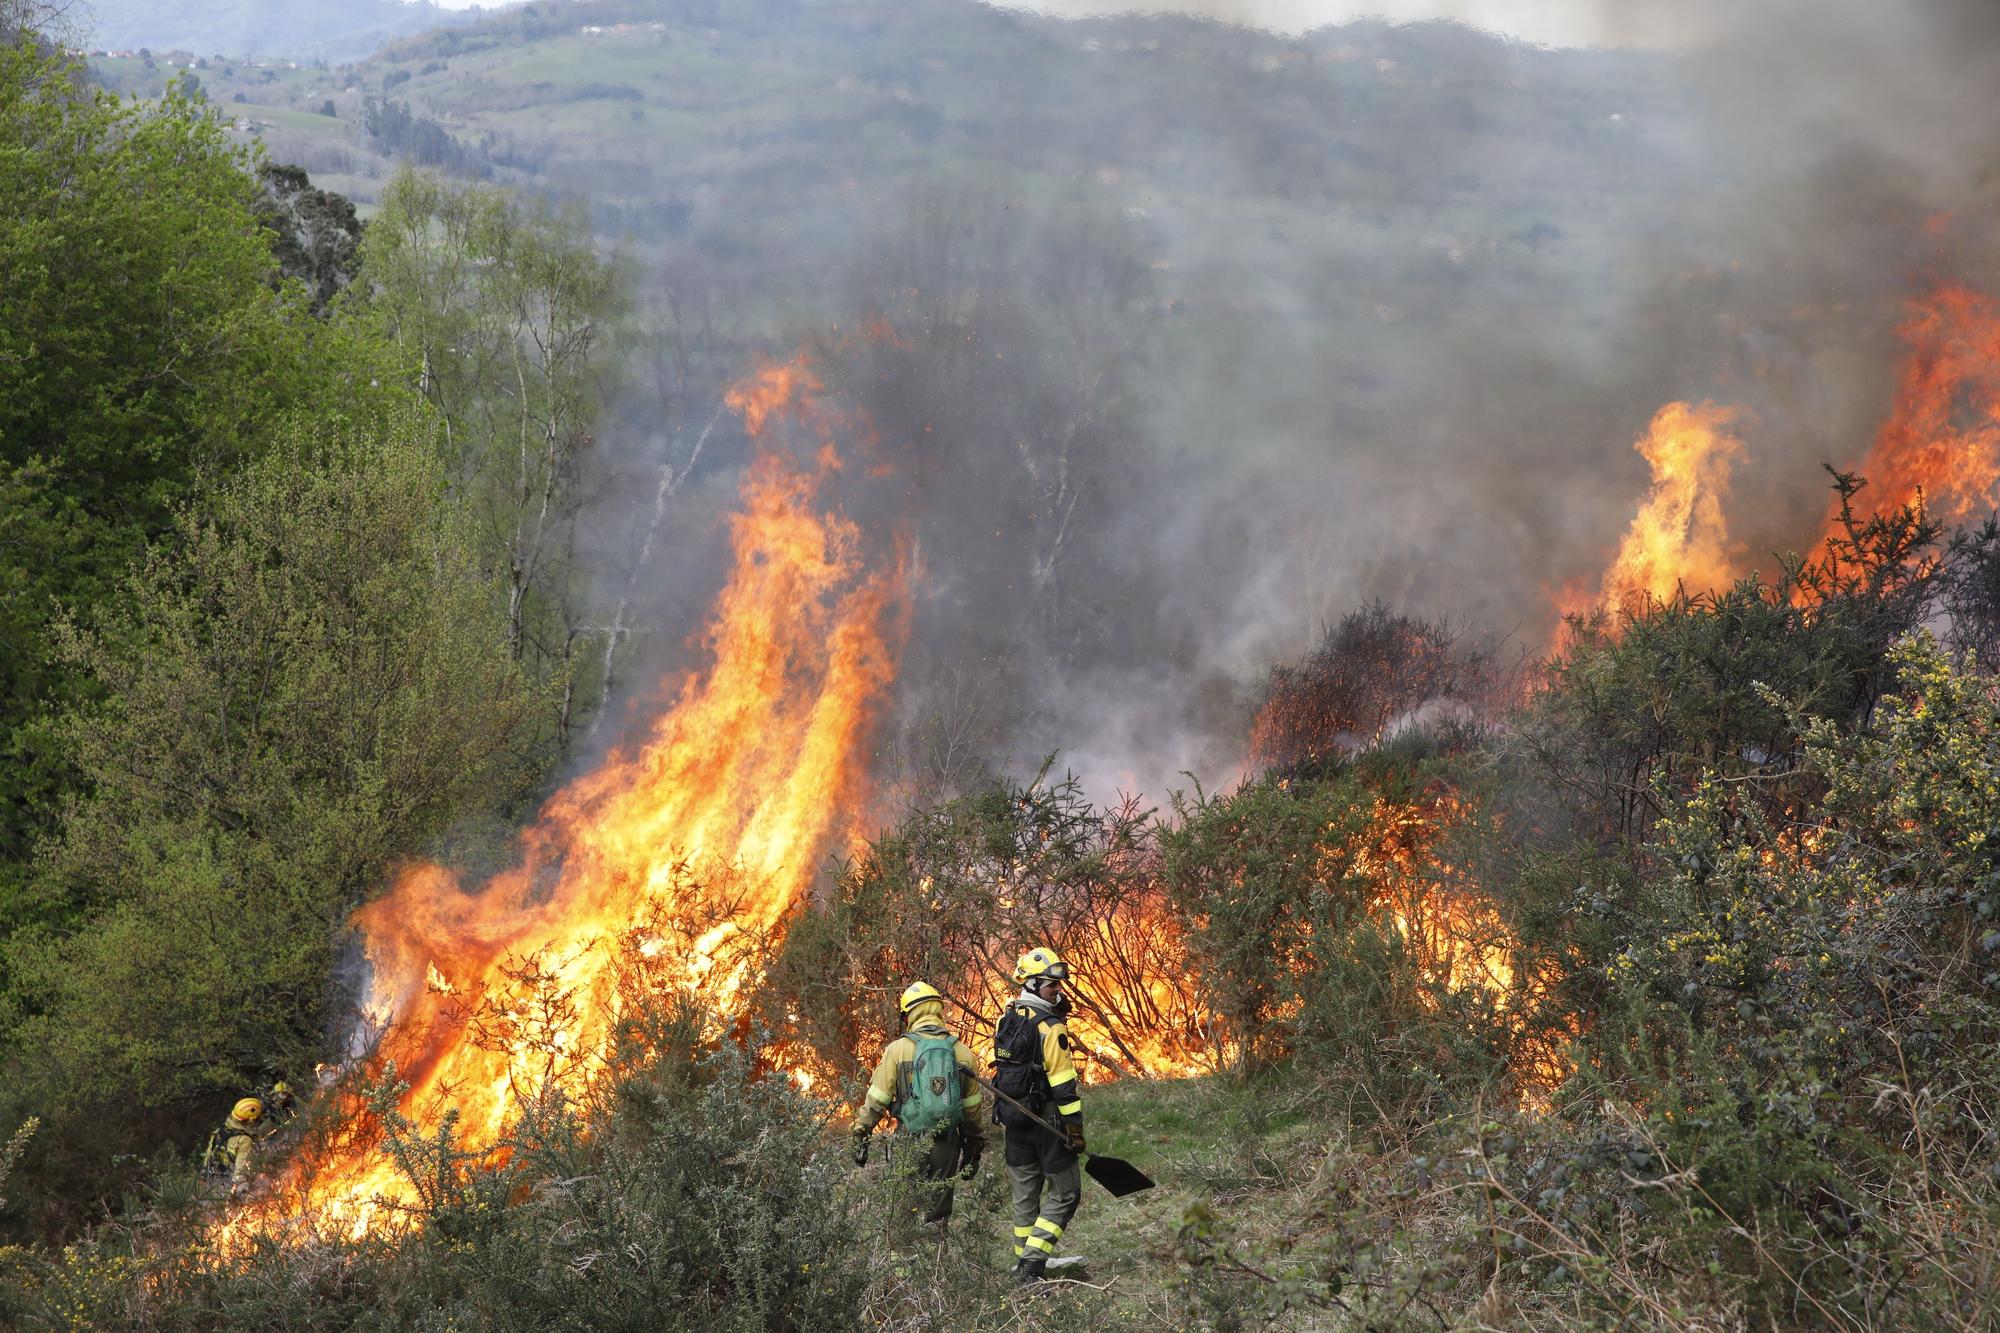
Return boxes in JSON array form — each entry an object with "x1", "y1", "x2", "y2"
[
  {"x1": 851, "y1": 1131, "x2": 870, "y2": 1167},
  {"x1": 1065, "y1": 1123, "x2": 1085, "y2": 1155},
  {"x1": 960, "y1": 1143, "x2": 983, "y2": 1178}
]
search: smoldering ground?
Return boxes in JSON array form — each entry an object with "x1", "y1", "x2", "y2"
[{"x1": 577, "y1": 0, "x2": 2000, "y2": 805}]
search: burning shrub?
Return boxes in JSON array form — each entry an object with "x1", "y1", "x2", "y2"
[
  {"x1": 768, "y1": 765, "x2": 1214, "y2": 1082},
  {"x1": 780, "y1": 751, "x2": 1561, "y2": 1123},
  {"x1": 1500, "y1": 632, "x2": 2000, "y2": 1327},
  {"x1": 87, "y1": 1000, "x2": 866, "y2": 1331},
  {"x1": 1249, "y1": 602, "x2": 1498, "y2": 779},
  {"x1": 1520, "y1": 487, "x2": 1941, "y2": 848},
  {"x1": 1160, "y1": 771, "x2": 1539, "y2": 1120}
]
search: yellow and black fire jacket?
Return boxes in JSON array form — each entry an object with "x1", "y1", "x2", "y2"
[
  {"x1": 203, "y1": 1120, "x2": 260, "y2": 1185},
  {"x1": 852, "y1": 999, "x2": 985, "y2": 1144}
]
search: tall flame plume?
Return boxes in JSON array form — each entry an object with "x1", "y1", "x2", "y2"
[
  {"x1": 216, "y1": 359, "x2": 906, "y2": 1247},
  {"x1": 1817, "y1": 283, "x2": 2000, "y2": 539},
  {"x1": 1562, "y1": 282, "x2": 2000, "y2": 633},
  {"x1": 1561, "y1": 401, "x2": 1743, "y2": 621}
]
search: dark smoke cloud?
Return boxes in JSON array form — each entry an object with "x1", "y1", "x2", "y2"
[
  {"x1": 1587, "y1": 0, "x2": 2000, "y2": 556},
  {"x1": 588, "y1": 0, "x2": 2000, "y2": 805}
]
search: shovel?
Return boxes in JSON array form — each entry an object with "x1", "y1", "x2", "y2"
[{"x1": 969, "y1": 1073, "x2": 1155, "y2": 1198}]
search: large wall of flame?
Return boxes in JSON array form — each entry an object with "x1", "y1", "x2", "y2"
[{"x1": 217, "y1": 384, "x2": 910, "y2": 1243}]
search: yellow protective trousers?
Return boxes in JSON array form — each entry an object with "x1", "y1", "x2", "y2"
[{"x1": 1004, "y1": 1123, "x2": 1080, "y2": 1258}]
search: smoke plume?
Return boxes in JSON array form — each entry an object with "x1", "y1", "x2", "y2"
[{"x1": 585, "y1": 0, "x2": 2000, "y2": 804}]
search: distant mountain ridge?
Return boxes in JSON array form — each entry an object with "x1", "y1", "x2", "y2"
[{"x1": 80, "y1": 0, "x2": 476, "y2": 62}]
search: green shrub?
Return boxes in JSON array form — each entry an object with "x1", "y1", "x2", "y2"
[
  {"x1": 1507, "y1": 633, "x2": 2000, "y2": 1327},
  {"x1": 1, "y1": 413, "x2": 546, "y2": 1238},
  {"x1": 91, "y1": 1004, "x2": 868, "y2": 1331},
  {"x1": 1163, "y1": 772, "x2": 1516, "y2": 1120},
  {"x1": 1515, "y1": 488, "x2": 1940, "y2": 847}
]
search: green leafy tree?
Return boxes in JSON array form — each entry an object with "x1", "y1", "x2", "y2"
[
  {"x1": 254, "y1": 162, "x2": 365, "y2": 314},
  {"x1": 1, "y1": 412, "x2": 546, "y2": 1236},
  {"x1": 359, "y1": 168, "x2": 628, "y2": 750},
  {"x1": 0, "y1": 40, "x2": 394, "y2": 928}
]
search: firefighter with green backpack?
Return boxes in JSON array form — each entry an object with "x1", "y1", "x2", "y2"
[{"x1": 850, "y1": 981, "x2": 986, "y2": 1223}]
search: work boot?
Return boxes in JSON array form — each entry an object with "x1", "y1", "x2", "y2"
[{"x1": 1014, "y1": 1254, "x2": 1047, "y2": 1285}]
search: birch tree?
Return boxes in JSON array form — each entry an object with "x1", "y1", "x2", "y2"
[{"x1": 361, "y1": 169, "x2": 627, "y2": 750}]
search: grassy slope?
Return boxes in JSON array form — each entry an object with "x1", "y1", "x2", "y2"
[
  {"x1": 878, "y1": 1075, "x2": 1333, "y2": 1325},
  {"x1": 87, "y1": 3, "x2": 1678, "y2": 296},
  {"x1": 892, "y1": 1073, "x2": 1524, "y2": 1327}
]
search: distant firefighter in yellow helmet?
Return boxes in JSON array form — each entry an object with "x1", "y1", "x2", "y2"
[
  {"x1": 994, "y1": 946, "x2": 1084, "y2": 1284},
  {"x1": 268, "y1": 1080, "x2": 299, "y2": 1120},
  {"x1": 201, "y1": 1096, "x2": 269, "y2": 1197},
  {"x1": 850, "y1": 981, "x2": 986, "y2": 1224}
]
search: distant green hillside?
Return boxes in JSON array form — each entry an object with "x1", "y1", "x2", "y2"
[
  {"x1": 80, "y1": 0, "x2": 473, "y2": 62},
  {"x1": 93, "y1": 0, "x2": 1682, "y2": 345},
  {"x1": 90, "y1": 0, "x2": 1757, "y2": 577},
  {"x1": 95, "y1": 0, "x2": 1703, "y2": 486}
]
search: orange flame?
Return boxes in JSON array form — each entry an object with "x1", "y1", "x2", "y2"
[
  {"x1": 216, "y1": 363, "x2": 905, "y2": 1247},
  {"x1": 1360, "y1": 793, "x2": 1571, "y2": 1100},
  {"x1": 724, "y1": 358, "x2": 826, "y2": 438},
  {"x1": 1562, "y1": 402, "x2": 1744, "y2": 621},
  {"x1": 1818, "y1": 283, "x2": 2000, "y2": 538}
]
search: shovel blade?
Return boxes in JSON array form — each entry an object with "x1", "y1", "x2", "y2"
[{"x1": 1084, "y1": 1153, "x2": 1154, "y2": 1197}]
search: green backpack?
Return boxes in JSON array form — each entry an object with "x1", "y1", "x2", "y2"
[{"x1": 898, "y1": 1033, "x2": 965, "y2": 1136}]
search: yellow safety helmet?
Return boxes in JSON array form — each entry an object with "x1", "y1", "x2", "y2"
[
  {"x1": 230, "y1": 1097, "x2": 265, "y2": 1127},
  {"x1": 1013, "y1": 947, "x2": 1069, "y2": 985},
  {"x1": 271, "y1": 1081, "x2": 293, "y2": 1097},
  {"x1": 899, "y1": 981, "x2": 943, "y2": 1015}
]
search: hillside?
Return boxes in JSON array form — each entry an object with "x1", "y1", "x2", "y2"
[
  {"x1": 92, "y1": 0, "x2": 1969, "y2": 767},
  {"x1": 78, "y1": 0, "x2": 473, "y2": 62},
  {"x1": 91, "y1": 0, "x2": 1726, "y2": 621}
]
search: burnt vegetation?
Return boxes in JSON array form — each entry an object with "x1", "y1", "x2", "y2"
[{"x1": 1250, "y1": 602, "x2": 1501, "y2": 778}]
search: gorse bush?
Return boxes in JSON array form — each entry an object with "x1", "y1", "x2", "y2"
[
  {"x1": 1245, "y1": 633, "x2": 2000, "y2": 1331},
  {"x1": 1515, "y1": 485, "x2": 1941, "y2": 847},
  {"x1": 1164, "y1": 769, "x2": 1542, "y2": 1123},
  {"x1": 9, "y1": 1005, "x2": 870, "y2": 1332}
]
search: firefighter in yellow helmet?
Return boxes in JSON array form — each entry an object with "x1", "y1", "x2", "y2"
[
  {"x1": 265, "y1": 1080, "x2": 300, "y2": 1126},
  {"x1": 201, "y1": 1097, "x2": 268, "y2": 1196},
  {"x1": 850, "y1": 981, "x2": 986, "y2": 1224},
  {"x1": 994, "y1": 946, "x2": 1083, "y2": 1283}
]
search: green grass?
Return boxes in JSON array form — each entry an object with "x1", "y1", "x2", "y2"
[
  {"x1": 233, "y1": 101, "x2": 354, "y2": 136},
  {"x1": 879, "y1": 1073, "x2": 1329, "y2": 1320}
]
